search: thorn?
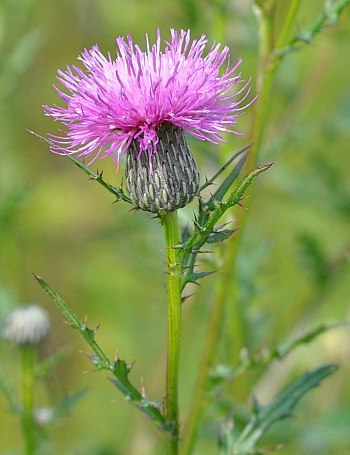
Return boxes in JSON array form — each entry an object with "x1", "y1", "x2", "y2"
[
  {"x1": 182, "y1": 293, "x2": 195, "y2": 303},
  {"x1": 193, "y1": 220, "x2": 205, "y2": 232},
  {"x1": 182, "y1": 264, "x2": 199, "y2": 271},
  {"x1": 237, "y1": 196, "x2": 250, "y2": 209},
  {"x1": 127, "y1": 360, "x2": 136, "y2": 372},
  {"x1": 196, "y1": 250, "x2": 215, "y2": 254},
  {"x1": 215, "y1": 220, "x2": 235, "y2": 229},
  {"x1": 80, "y1": 350, "x2": 100, "y2": 370},
  {"x1": 140, "y1": 378, "x2": 146, "y2": 399},
  {"x1": 93, "y1": 323, "x2": 101, "y2": 334}
]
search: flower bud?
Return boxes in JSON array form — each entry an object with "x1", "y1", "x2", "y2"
[
  {"x1": 125, "y1": 124, "x2": 200, "y2": 213},
  {"x1": 1, "y1": 305, "x2": 51, "y2": 346}
]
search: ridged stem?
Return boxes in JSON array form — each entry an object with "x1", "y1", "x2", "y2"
[
  {"x1": 161, "y1": 210, "x2": 182, "y2": 455},
  {"x1": 21, "y1": 345, "x2": 36, "y2": 455}
]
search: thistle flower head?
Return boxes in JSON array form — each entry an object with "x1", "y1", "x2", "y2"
[
  {"x1": 44, "y1": 29, "x2": 253, "y2": 167},
  {"x1": 1, "y1": 305, "x2": 51, "y2": 346},
  {"x1": 34, "y1": 407, "x2": 55, "y2": 426}
]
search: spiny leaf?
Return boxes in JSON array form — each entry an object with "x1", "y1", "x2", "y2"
[
  {"x1": 180, "y1": 163, "x2": 271, "y2": 293},
  {"x1": 53, "y1": 389, "x2": 87, "y2": 420},
  {"x1": 220, "y1": 365, "x2": 337, "y2": 454},
  {"x1": 207, "y1": 229, "x2": 236, "y2": 244},
  {"x1": 111, "y1": 359, "x2": 142, "y2": 400},
  {"x1": 206, "y1": 155, "x2": 247, "y2": 211},
  {"x1": 27, "y1": 130, "x2": 131, "y2": 203},
  {"x1": 109, "y1": 375, "x2": 164, "y2": 424},
  {"x1": 184, "y1": 271, "x2": 215, "y2": 285},
  {"x1": 254, "y1": 365, "x2": 337, "y2": 423},
  {"x1": 34, "y1": 275, "x2": 167, "y2": 431},
  {"x1": 209, "y1": 321, "x2": 347, "y2": 386},
  {"x1": 275, "y1": 0, "x2": 350, "y2": 59},
  {"x1": 182, "y1": 163, "x2": 272, "y2": 256},
  {"x1": 34, "y1": 274, "x2": 82, "y2": 333},
  {"x1": 200, "y1": 145, "x2": 251, "y2": 193}
]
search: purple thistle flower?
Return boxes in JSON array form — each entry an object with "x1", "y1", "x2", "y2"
[
  {"x1": 45, "y1": 29, "x2": 253, "y2": 165},
  {"x1": 44, "y1": 29, "x2": 254, "y2": 212}
]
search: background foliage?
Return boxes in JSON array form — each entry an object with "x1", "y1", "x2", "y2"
[{"x1": 0, "y1": 1, "x2": 349, "y2": 454}]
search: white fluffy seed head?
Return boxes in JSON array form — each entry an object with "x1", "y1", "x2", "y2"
[
  {"x1": 34, "y1": 407, "x2": 55, "y2": 426},
  {"x1": 1, "y1": 305, "x2": 51, "y2": 346}
]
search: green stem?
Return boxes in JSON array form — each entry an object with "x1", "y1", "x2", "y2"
[
  {"x1": 182, "y1": 5, "x2": 277, "y2": 455},
  {"x1": 35, "y1": 274, "x2": 166, "y2": 427},
  {"x1": 276, "y1": 0, "x2": 350, "y2": 59},
  {"x1": 161, "y1": 210, "x2": 182, "y2": 455},
  {"x1": 276, "y1": 0, "x2": 301, "y2": 49},
  {"x1": 21, "y1": 346, "x2": 36, "y2": 455}
]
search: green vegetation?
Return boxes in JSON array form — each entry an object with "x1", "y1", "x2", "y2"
[{"x1": 1, "y1": 1, "x2": 349, "y2": 454}]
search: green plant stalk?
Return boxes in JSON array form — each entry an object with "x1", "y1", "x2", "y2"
[
  {"x1": 35, "y1": 275, "x2": 166, "y2": 428},
  {"x1": 181, "y1": 5, "x2": 277, "y2": 455},
  {"x1": 180, "y1": 164, "x2": 271, "y2": 455},
  {"x1": 223, "y1": 1, "x2": 277, "y2": 361},
  {"x1": 276, "y1": 0, "x2": 350, "y2": 58},
  {"x1": 21, "y1": 345, "x2": 36, "y2": 455},
  {"x1": 276, "y1": 0, "x2": 301, "y2": 49},
  {"x1": 27, "y1": 130, "x2": 132, "y2": 204},
  {"x1": 161, "y1": 210, "x2": 182, "y2": 455}
]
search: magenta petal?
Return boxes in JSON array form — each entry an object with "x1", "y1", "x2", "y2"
[{"x1": 44, "y1": 29, "x2": 254, "y2": 166}]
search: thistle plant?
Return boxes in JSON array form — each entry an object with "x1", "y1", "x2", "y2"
[
  {"x1": 39, "y1": 28, "x2": 259, "y2": 452},
  {"x1": 22, "y1": 17, "x2": 348, "y2": 455},
  {"x1": 0, "y1": 304, "x2": 84, "y2": 455},
  {"x1": 1, "y1": 305, "x2": 50, "y2": 455}
]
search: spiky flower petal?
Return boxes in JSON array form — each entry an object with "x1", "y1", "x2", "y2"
[{"x1": 44, "y1": 29, "x2": 253, "y2": 167}]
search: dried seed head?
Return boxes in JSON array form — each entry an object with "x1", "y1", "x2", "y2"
[
  {"x1": 125, "y1": 124, "x2": 200, "y2": 213},
  {"x1": 1, "y1": 305, "x2": 51, "y2": 346}
]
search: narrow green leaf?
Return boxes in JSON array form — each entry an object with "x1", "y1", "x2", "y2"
[
  {"x1": 223, "y1": 365, "x2": 337, "y2": 454},
  {"x1": 207, "y1": 229, "x2": 235, "y2": 244},
  {"x1": 209, "y1": 322, "x2": 347, "y2": 386},
  {"x1": 27, "y1": 130, "x2": 131, "y2": 203},
  {"x1": 180, "y1": 164, "x2": 271, "y2": 293},
  {"x1": 111, "y1": 359, "x2": 142, "y2": 400},
  {"x1": 275, "y1": 0, "x2": 350, "y2": 59},
  {"x1": 184, "y1": 271, "x2": 215, "y2": 285},
  {"x1": 53, "y1": 389, "x2": 87, "y2": 421},
  {"x1": 206, "y1": 155, "x2": 247, "y2": 211},
  {"x1": 275, "y1": 322, "x2": 348, "y2": 359},
  {"x1": 199, "y1": 145, "x2": 250, "y2": 193},
  {"x1": 182, "y1": 163, "x2": 272, "y2": 256},
  {"x1": 34, "y1": 275, "x2": 84, "y2": 334},
  {"x1": 34, "y1": 275, "x2": 167, "y2": 431}
]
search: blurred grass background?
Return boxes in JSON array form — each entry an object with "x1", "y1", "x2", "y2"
[{"x1": 0, "y1": 0, "x2": 349, "y2": 454}]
